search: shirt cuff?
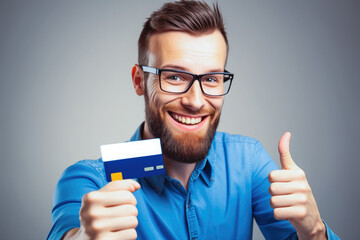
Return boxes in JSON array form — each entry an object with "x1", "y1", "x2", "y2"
[{"x1": 323, "y1": 220, "x2": 340, "y2": 240}]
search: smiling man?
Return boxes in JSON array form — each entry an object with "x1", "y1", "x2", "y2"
[
  {"x1": 48, "y1": 1, "x2": 339, "y2": 240},
  {"x1": 138, "y1": 30, "x2": 226, "y2": 177}
]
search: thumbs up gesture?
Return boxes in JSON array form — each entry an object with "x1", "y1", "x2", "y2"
[{"x1": 268, "y1": 132, "x2": 327, "y2": 240}]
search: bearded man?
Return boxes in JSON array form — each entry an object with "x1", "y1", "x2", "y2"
[{"x1": 48, "y1": 1, "x2": 339, "y2": 239}]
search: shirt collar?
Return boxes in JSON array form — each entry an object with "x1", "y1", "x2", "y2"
[
  {"x1": 130, "y1": 122, "x2": 216, "y2": 194},
  {"x1": 129, "y1": 122, "x2": 144, "y2": 142}
]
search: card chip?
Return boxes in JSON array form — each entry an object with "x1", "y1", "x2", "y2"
[{"x1": 111, "y1": 172, "x2": 123, "y2": 181}]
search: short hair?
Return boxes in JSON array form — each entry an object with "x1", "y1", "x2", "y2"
[{"x1": 138, "y1": 0, "x2": 228, "y2": 66}]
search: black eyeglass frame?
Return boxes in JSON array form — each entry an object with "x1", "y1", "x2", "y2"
[{"x1": 141, "y1": 65, "x2": 234, "y2": 96}]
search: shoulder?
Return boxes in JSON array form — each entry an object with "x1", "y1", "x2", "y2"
[
  {"x1": 210, "y1": 131, "x2": 275, "y2": 170},
  {"x1": 59, "y1": 159, "x2": 107, "y2": 189},
  {"x1": 64, "y1": 159, "x2": 103, "y2": 174},
  {"x1": 212, "y1": 131, "x2": 260, "y2": 149}
]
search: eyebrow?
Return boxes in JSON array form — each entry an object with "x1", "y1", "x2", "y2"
[{"x1": 160, "y1": 64, "x2": 224, "y2": 73}]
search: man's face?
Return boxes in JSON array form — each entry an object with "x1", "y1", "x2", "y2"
[{"x1": 143, "y1": 30, "x2": 227, "y2": 163}]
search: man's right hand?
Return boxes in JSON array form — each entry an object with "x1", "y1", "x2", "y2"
[{"x1": 63, "y1": 179, "x2": 140, "y2": 240}]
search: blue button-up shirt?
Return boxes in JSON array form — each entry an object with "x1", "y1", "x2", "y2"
[{"x1": 48, "y1": 124, "x2": 339, "y2": 240}]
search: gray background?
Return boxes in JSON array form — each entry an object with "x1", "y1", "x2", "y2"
[{"x1": 0, "y1": 0, "x2": 359, "y2": 239}]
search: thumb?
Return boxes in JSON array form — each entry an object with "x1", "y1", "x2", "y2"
[
  {"x1": 100, "y1": 179, "x2": 141, "y2": 193},
  {"x1": 278, "y1": 132, "x2": 298, "y2": 170}
]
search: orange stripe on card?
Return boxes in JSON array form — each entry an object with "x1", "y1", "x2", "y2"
[{"x1": 111, "y1": 172, "x2": 123, "y2": 181}]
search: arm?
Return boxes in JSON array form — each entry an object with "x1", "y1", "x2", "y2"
[
  {"x1": 268, "y1": 132, "x2": 340, "y2": 240},
  {"x1": 47, "y1": 161, "x2": 140, "y2": 240}
]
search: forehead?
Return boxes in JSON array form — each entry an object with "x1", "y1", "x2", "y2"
[{"x1": 147, "y1": 30, "x2": 227, "y2": 72}]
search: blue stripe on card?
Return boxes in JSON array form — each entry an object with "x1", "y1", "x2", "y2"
[{"x1": 103, "y1": 154, "x2": 165, "y2": 182}]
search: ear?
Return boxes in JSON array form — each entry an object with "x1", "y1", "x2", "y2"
[{"x1": 131, "y1": 64, "x2": 145, "y2": 96}]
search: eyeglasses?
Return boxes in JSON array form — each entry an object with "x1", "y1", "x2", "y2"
[{"x1": 141, "y1": 66, "x2": 234, "y2": 96}]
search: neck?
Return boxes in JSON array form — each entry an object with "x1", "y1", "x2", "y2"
[
  {"x1": 142, "y1": 122, "x2": 195, "y2": 190},
  {"x1": 163, "y1": 156, "x2": 196, "y2": 190}
]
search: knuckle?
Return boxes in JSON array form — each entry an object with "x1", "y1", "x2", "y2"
[
  {"x1": 298, "y1": 169, "x2": 306, "y2": 179},
  {"x1": 110, "y1": 180, "x2": 123, "y2": 189},
  {"x1": 91, "y1": 219, "x2": 103, "y2": 232},
  {"x1": 268, "y1": 184, "x2": 276, "y2": 195},
  {"x1": 300, "y1": 182, "x2": 308, "y2": 192},
  {"x1": 269, "y1": 197, "x2": 276, "y2": 208},
  {"x1": 298, "y1": 207, "x2": 307, "y2": 219},
  {"x1": 129, "y1": 205, "x2": 139, "y2": 216},
  {"x1": 273, "y1": 208, "x2": 281, "y2": 220},
  {"x1": 126, "y1": 192, "x2": 137, "y2": 205},
  {"x1": 129, "y1": 229, "x2": 138, "y2": 239},
  {"x1": 129, "y1": 216, "x2": 139, "y2": 228},
  {"x1": 298, "y1": 194, "x2": 307, "y2": 205},
  {"x1": 85, "y1": 191, "x2": 100, "y2": 203},
  {"x1": 87, "y1": 207, "x2": 100, "y2": 219},
  {"x1": 268, "y1": 171, "x2": 275, "y2": 182}
]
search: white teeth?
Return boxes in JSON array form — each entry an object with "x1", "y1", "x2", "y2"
[{"x1": 172, "y1": 113, "x2": 202, "y2": 125}]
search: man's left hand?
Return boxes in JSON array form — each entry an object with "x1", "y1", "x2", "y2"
[{"x1": 268, "y1": 132, "x2": 327, "y2": 240}]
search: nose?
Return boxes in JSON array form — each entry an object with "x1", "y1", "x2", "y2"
[{"x1": 181, "y1": 80, "x2": 206, "y2": 111}]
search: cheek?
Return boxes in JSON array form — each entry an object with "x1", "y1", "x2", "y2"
[
  {"x1": 145, "y1": 75, "x2": 162, "y2": 105},
  {"x1": 147, "y1": 82, "x2": 159, "y2": 105},
  {"x1": 209, "y1": 98, "x2": 224, "y2": 113},
  {"x1": 146, "y1": 80, "x2": 174, "y2": 110}
]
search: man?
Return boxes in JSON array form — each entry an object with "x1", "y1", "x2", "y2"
[{"x1": 48, "y1": 1, "x2": 339, "y2": 239}]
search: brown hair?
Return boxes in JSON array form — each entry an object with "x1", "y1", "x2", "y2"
[{"x1": 138, "y1": 0, "x2": 228, "y2": 66}]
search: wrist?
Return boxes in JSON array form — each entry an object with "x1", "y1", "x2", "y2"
[
  {"x1": 62, "y1": 228, "x2": 83, "y2": 240},
  {"x1": 298, "y1": 221, "x2": 327, "y2": 240}
]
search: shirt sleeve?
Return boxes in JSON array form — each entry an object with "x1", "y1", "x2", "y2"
[{"x1": 47, "y1": 160, "x2": 106, "y2": 240}]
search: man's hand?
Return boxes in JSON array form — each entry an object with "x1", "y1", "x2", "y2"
[
  {"x1": 268, "y1": 132, "x2": 327, "y2": 240},
  {"x1": 63, "y1": 179, "x2": 140, "y2": 240}
]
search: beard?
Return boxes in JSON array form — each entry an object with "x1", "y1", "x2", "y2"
[{"x1": 144, "y1": 89, "x2": 221, "y2": 164}]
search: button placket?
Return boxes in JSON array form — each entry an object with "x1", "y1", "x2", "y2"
[{"x1": 186, "y1": 193, "x2": 199, "y2": 240}]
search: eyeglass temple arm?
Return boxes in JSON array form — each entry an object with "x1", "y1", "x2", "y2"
[{"x1": 141, "y1": 65, "x2": 158, "y2": 74}]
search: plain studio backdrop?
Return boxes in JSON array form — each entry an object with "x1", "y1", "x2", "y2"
[{"x1": 0, "y1": 0, "x2": 359, "y2": 239}]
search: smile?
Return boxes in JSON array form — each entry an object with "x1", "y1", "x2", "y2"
[{"x1": 169, "y1": 112, "x2": 204, "y2": 125}]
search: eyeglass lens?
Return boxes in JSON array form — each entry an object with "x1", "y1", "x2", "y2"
[{"x1": 160, "y1": 71, "x2": 231, "y2": 96}]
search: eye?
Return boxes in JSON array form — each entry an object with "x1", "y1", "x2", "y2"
[
  {"x1": 206, "y1": 77, "x2": 216, "y2": 82},
  {"x1": 163, "y1": 72, "x2": 190, "y2": 82},
  {"x1": 167, "y1": 75, "x2": 182, "y2": 81},
  {"x1": 203, "y1": 76, "x2": 219, "y2": 83}
]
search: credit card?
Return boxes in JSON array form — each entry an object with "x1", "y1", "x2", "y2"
[{"x1": 101, "y1": 138, "x2": 165, "y2": 182}]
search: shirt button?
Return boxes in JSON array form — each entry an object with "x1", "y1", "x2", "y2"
[{"x1": 210, "y1": 178, "x2": 214, "y2": 181}]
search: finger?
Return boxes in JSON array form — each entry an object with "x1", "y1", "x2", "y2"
[
  {"x1": 100, "y1": 180, "x2": 141, "y2": 193},
  {"x1": 95, "y1": 228, "x2": 137, "y2": 240},
  {"x1": 92, "y1": 216, "x2": 138, "y2": 232},
  {"x1": 93, "y1": 204, "x2": 138, "y2": 218},
  {"x1": 269, "y1": 181, "x2": 308, "y2": 196},
  {"x1": 273, "y1": 205, "x2": 307, "y2": 220},
  {"x1": 268, "y1": 169, "x2": 306, "y2": 183},
  {"x1": 111, "y1": 228, "x2": 137, "y2": 240},
  {"x1": 84, "y1": 190, "x2": 137, "y2": 206},
  {"x1": 278, "y1": 132, "x2": 298, "y2": 170},
  {"x1": 270, "y1": 194, "x2": 307, "y2": 208}
]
